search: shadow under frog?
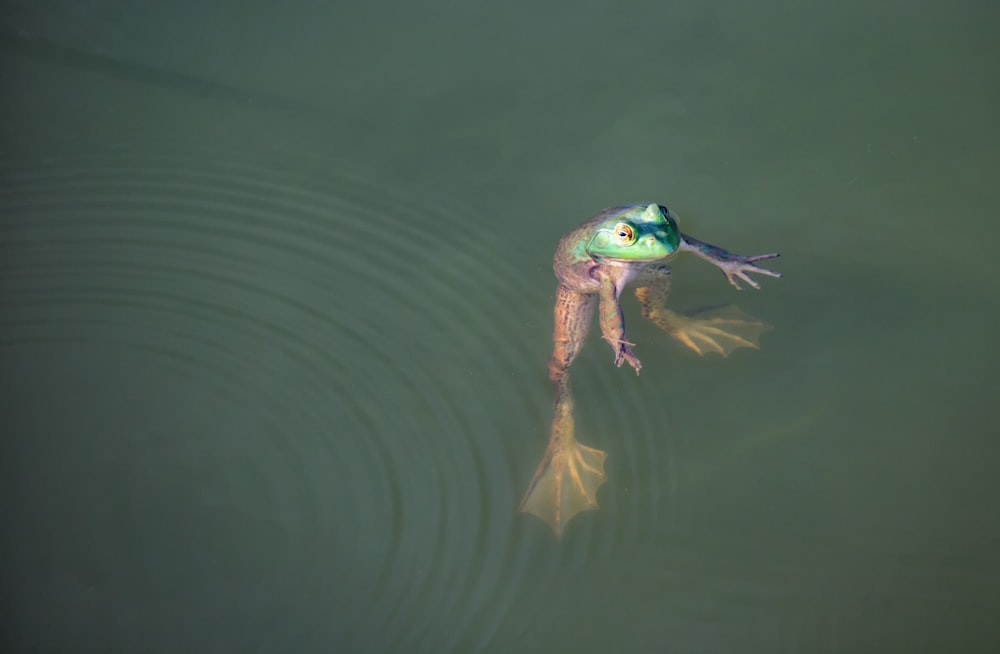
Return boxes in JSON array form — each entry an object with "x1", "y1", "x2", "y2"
[{"x1": 520, "y1": 203, "x2": 782, "y2": 538}]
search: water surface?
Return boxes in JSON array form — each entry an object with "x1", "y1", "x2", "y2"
[{"x1": 2, "y1": 1, "x2": 998, "y2": 652}]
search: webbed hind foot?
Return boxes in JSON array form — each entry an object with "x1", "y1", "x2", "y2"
[
  {"x1": 655, "y1": 305, "x2": 773, "y2": 356},
  {"x1": 520, "y1": 433, "x2": 607, "y2": 538}
]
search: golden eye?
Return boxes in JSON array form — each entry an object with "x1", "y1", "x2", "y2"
[{"x1": 615, "y1": 223, "x2": 636, "y2": 244}]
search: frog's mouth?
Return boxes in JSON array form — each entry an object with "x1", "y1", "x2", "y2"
[{"x1": 598, "y1": 247, "x2": 678, "y2": 264}]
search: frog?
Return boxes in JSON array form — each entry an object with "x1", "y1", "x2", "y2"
[{"x1": 519, "y1": 203, "x2": 781, "y2": 538}]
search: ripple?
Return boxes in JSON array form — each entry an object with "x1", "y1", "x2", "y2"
[
  {"x1": 0, "y1": 141, "x2": 549, "y2": 650},
  {"x1": 3, "y1": 141, "x2": 786, "y2": 649}
]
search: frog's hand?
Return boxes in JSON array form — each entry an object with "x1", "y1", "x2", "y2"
[
  {"x1": 652, "y1": 304, "x2": 773, "y2": 357},
  {"x1": 519, "y1": 434, "x2": 607, "y2": 539}
]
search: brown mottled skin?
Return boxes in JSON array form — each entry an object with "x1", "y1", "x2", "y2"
[{"x1": 520, "y1": 204, "x2": 781, "y2": 538}]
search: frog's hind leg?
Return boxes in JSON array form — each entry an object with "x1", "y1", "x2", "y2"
[
  {"x1": 519, "y1": 392, "x2": 607, "y2": 538},
  {"x1": 635, "y1": 268, "x2": 772, "y2": 357},
  {"x1": 520, "y1": 286, "x2": 607, "y2": 538}
]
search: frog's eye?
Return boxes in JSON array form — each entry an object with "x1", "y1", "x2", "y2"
[{"x1": 614, "y1": 222, "x2": 636, "y2": 245}]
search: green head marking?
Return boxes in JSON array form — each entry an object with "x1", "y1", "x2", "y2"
[{"x1": 587, "y1": 203, "x2": 680, "y2": 261}]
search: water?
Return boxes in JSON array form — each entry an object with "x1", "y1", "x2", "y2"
[{"x1": 2, "y1": 1, "x2": 998, "y2": 652}]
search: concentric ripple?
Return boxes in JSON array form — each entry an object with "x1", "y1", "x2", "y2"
[
  {"x1": 1, "y1": 140, "x2": 783, "y2": 650},
  {"x1": 0, "y1": 141, "x2": 558, "y2": 651}
]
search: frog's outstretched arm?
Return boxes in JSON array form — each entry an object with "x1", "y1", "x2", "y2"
[
  {"x1": 679, "y1": 234, "x2": 781, "y2": 290},
  {"x1": 520, "y1": 285, "x2": 607, "y2": 538}
]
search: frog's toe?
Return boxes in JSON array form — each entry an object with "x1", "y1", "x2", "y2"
[{"x1": 662, "y1": 306, "x2": 773, "y2": 357}]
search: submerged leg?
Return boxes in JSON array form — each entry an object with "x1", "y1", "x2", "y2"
[
  {"x1": 520, "y1": 285, "x2": 607, "y2": 538},
  {"x1": 519, "y1": 389, "x2": 607, "y2": 538},
  {"x1": 635, "y1": 267, "x2": 772, "y2": 357}
]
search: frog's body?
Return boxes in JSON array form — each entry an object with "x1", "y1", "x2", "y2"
[{"x1": 520, "y1": 203, "x2": 781, "y2": 537}]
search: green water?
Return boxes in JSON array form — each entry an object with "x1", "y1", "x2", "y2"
[{"x1": 2, "y1": 1, "x2": 998, "y2": 652}]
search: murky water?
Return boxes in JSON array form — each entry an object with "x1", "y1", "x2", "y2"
[{"x1": 2, "y1": 2, "x2": 999, "y2": 653}]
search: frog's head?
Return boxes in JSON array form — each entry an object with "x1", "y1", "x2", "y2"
[{"x1": 587, "y1": 203, "x2": 680, "y2": 261}]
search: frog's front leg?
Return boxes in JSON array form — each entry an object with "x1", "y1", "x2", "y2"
[
  {"x1": 679, "y1": 234, "x2": 782, "y2": 290},
  {"x1": 635, "y1": 266, "x2": 773, "y2": 357},
  {"x1": 597, "y1": 271, "x2": 642, "y2": 374}
]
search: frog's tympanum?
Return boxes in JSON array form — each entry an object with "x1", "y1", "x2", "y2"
[{"x1": 520, "y1": 203, "x2": 781, "y2": 537}]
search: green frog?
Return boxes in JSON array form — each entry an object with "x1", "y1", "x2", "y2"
[{"x1": 520, "y1": 203, "x2": 781, "y2": 537}]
